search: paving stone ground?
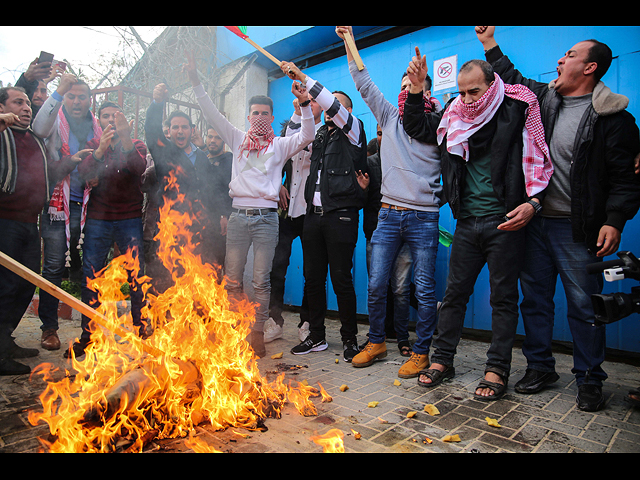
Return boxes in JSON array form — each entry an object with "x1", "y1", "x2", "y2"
[{"x1": 1, "y1": 308, "x2": 639, "y2": 453}]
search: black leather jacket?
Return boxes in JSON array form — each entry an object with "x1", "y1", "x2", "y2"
[{"x1": 304, "y1": 122, "x2": 368, "y2": 214}]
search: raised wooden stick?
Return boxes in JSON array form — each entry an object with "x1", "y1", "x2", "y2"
[
  {"x1": 344, "y1": 31, "x2": 364, "y2": 71},
  {"x1": 0, "y1": 250, "x2": 164, "y2": 358},
  {"x1": 243, "y1": 36, "x2": 282, "y2": 67}
]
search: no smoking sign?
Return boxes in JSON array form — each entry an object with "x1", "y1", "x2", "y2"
[{"x1": 434, "y1": 55, "x2": 458, "y2": 92}]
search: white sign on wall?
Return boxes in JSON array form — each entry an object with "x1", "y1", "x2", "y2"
[{"x1": 434, "y1": 55, "x2": 458, "y2": 93}]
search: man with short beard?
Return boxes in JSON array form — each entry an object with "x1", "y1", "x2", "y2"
[
  {"x1": 0, "y1": 87, "x2": 83, "y2": 374},
  {"x1": 196, "y1": 127, "x2": 233, "y2": 272},
  {"x1": 144, "y1": 83, "x2": 210, "y2": 296},
  {"x1": 476, "y1": 26, "x2": 640, "y2": 411},
  {"x1": 69, "y1": 102, "x2": 149, "y2": 358}
]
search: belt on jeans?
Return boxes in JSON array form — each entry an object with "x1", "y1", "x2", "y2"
[
  {"x1": 381, "y1": 203, "x2": 413, "y2": 211},
  {"x1": 312, "y1": 206, "x2": 355, "y2": 216},
  {"x1": 235, "y1": 208, "x2": 277, "y2": 216}
]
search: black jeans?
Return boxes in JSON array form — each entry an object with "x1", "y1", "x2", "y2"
[
  {"x1": 303, "y1": 208, "x2": 359, "y2": 345},
  {"x1": 0, "y1": 219, "x2": 41, "y2": 356},
  {"x1": 270, "y1": 214, "x2": 308, "y2": 327},
  {"x1": 431, "y1": 215, "x2": 525, "y2": 376}
]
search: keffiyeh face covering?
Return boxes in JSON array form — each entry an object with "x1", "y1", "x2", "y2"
[{"x1": 239, "y1": 114, "x2": 275, "y2": 158}]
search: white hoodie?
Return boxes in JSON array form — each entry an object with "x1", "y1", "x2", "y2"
[{"x1": 193, "y1": 84, "x2": 316, "y2": 210}]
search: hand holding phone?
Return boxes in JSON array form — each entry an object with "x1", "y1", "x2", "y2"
[{"x1": 37, "y1": 51, "x2": 54, "y2": 65}]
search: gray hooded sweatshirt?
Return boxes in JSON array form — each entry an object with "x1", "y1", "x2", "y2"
[{"x1": 350, "y1": 61, "x2": 442, "y2": 212}]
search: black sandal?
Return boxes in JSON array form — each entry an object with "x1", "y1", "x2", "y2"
[
  {"x1": 474, "y1": 367, "x2": 509, "y2": 402},
  {"x1": 398, "y1": 341, "x2": 412, "y2": 358},
  {"x1": 417, "y1": 366, "x2": 455, "y2": 388}
]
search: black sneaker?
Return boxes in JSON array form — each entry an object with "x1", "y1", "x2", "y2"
[
  {"x1": 343, "y1": 342, "x2": 359, "y2": 363},
  {"x1": 291, "y1": 337, "x2": 328, "y2": 355},
  {"x1": 576, "y1": 384, "x2": 606, "y2": 412}
]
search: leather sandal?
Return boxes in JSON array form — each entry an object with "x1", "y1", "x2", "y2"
[
  {"x1": 474, "y1": 367, "x2": 509, "y2": 402},
  {"x1": 417, "y1": 366, "x2": 455, "y2": 388},
  {"x1": 398, "y1": 340, "x2": 412, "y2": 358}
]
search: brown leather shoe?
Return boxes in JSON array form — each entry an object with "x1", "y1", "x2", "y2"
[
  {"x1": 398, "y1": 352, "x2": 430, "y2": 379},
  {"x1": 352, "y1": 342, "x2": 387, "y2": 368},
  {"x1": 41, "y1": 330, "x2": 61, "y2": 351}
]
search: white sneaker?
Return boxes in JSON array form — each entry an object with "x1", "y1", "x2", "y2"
[
  {"x1": 264, "y1": 318, "x2": 283, "y2": 344},
  {"x1": 298, "y1": 321, "x2": 310, "y2": 343}
]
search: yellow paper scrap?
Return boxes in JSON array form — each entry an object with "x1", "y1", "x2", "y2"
[
  {"x1": 407, "y1": 411, "x2": 418, "y2": 418},
  {"x1": 393, "y1": 379, "x2": 402, "y2": 386},
  {"x1": 443, "y1": 434, "x2": 461, "y2": 443},
  {"x1": 423, "y1": 404, "x2": 440, "y2": 416},
  {"x1": 340, "y1": 384, "x2": 349, "y2": 392},
  {"x1": 486, "y1": 417, "x2": 502, "y2": 428},
  {"x1": 367, "y1": 401, "x2": 379, "y2": 408},
  {"x1": 271, "y1": 352, "x2": 283, "y2": 359}
]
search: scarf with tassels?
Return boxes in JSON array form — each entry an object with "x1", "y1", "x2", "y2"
[
  {"x1": 437, "y1": 73, "x2": 554, "y2": 198},
  {"x1": 48, "y1": 108, "x2": 101, "y2": 267}
]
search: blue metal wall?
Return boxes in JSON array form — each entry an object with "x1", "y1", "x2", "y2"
[{"x1": 264, "y1": 26, "x2": 640, "y2": 353}]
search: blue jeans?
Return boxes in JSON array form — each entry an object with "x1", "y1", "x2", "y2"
[
  {"x1": 367, "y1": 241, "x2": 413, "y2": 343},
  {"x1": 224, "y1": 211, "x2": 279, "y2": 333},
  {"x1": 519, "y1": 216, "x2": 607, "y2": 387},
  {"x1": 80, "y1": 217, "x2": 146, "y2": 343},
  {"x1": 367, "y1": 208, "x2": 439, "y2": 355},
  {"x1": 432, "y1": 216, "x2": 525, "y2": 375},
  {"x1": 39, "y1": 202, "x2": 82, "y2": 331}
]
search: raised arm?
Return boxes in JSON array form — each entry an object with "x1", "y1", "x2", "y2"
[
  {"x1": 283, "y1": 61, "x2": 363, "y2": 147},
  {"x1": 402, "y1": 47, "x2": 443, "y2": 143},
  {"x1": 184, "y1": 50, "x2": 244, "y2": 151}
]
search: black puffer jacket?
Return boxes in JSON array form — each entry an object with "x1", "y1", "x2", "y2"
[{"x1": 487, "y1": 46, "x2": 640, "y2": 252}]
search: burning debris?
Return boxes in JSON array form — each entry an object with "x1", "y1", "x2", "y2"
[{"x1": 23, "y1": 176, "x2": 326, "y2": 453}]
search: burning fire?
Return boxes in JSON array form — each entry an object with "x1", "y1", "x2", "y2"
[
  {"x1": 310, "y1": 429, "x2": 345, "y2": 453},
  {"x1": 27, "y1": 173, "x2": 324, "y2": 453}
]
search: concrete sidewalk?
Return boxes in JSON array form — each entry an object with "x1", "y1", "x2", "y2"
[{"x1": 1, "y1": 309, "x2": 639, "y2": 453}]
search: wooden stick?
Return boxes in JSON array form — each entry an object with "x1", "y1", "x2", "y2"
[
  {"x1": 0, "y1": 250, "x2": 164, "y2": 358},
  {"x1": 243, "y1": 37, "x2": 282, "y2": 67},
  {"x1": 344, "y1": 31, "x2": 364, "y2": 71}
]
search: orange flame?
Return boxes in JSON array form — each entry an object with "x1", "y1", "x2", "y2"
[
  {"x1": 310, "y1": 429, "x2": 345, "y2": 453},
  {"x1": 27, "y1": 173, "x2": 321, "y2": 453}
]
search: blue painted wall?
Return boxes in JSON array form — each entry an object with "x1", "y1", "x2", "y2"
[{"x1": 258, "y1": 26, "x2": 640, "y2": 353}]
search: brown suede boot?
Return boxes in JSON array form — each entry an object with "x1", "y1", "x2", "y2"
[
  {"x1": 352, "y1": 342, "x2": 387, "y2": 368},
  {"x1": 398, "y1": 352, "x2": 429, "y2": 379}
]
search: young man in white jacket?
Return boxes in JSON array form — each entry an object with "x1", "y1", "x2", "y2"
[{"x1": 184, "y1": 52, "x2": 316, "y2": 358}]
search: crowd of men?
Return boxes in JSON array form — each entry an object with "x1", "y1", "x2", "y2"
[{"x1": 1, "y1": 26, "x2": 639, "y2": 414}]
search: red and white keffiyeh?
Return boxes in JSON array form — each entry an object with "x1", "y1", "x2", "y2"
[
  {"x1": 398, "y1": 89, "x2": 441, "y2": 117},
  {"x1": 239, "y1": 114, "x2": 275, "y2": 158},
  {"x1": 48, "y1": 109, "x2": 101, "y2": 267},
  {"x1": 437, "y1": 73, "x2": 554, "y2": 198}
]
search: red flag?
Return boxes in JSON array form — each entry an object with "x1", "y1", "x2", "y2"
[{"x1": 225, "y1": 26, "x2": 248, "y2": 40}]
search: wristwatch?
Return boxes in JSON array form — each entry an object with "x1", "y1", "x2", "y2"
[
  {"x1": 299, "y1": 99, "x2": 311, "y2": 108},
  {"x1": 527, "y1": 200, "x2": 542, "y2": 215}
]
